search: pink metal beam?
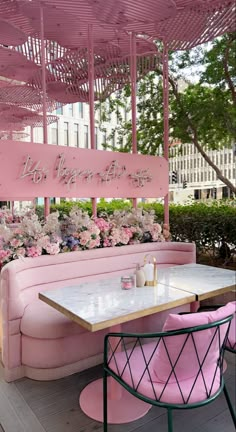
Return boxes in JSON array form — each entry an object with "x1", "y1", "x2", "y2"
[
  {"x1": 40, "y1": 5, "x2": 50, "y2": 218},
  {"x1": 130, "y1": 32, "x2": 137, "y2": 209},
  {"x1": 163, "y1": 43, "x2": 169, "y2": 226},
  {"x1": 30, "y1": 125, "x2": 34, "y2": 142},
  {"x1": 88, "y1": 24, "x2": 97, "y2": 216},
  {"x1": 130, "y1": 32, "x2": 137, "y2": 154}
]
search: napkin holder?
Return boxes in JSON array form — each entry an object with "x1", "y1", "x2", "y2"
[{"x1": 143, "y1": 254, "x2": 157, "y2": 286}]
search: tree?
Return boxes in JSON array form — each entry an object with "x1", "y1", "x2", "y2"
[{"x1": 97, "y1": 33, "x2": 236, "y2": 195}]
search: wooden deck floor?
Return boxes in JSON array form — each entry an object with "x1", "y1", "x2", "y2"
[{"x1": 0, "y1": 351, "x2": 235, "y2": 432}]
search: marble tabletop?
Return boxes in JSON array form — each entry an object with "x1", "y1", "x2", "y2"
[
  {"x1": 39, "y1": 276, "x2": 195, "y2": 332},
  {"x1": 158, "y1": 263, "x2": 235, "y2": 301}
]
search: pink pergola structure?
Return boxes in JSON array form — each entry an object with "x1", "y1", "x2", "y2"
[{"x1": 0, "y1": 0, "x2": 235, "y2": 220}]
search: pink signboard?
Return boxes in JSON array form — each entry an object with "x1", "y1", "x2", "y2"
[{"x1": 0, "y1": 140, "x2": 168, "y2": 199}]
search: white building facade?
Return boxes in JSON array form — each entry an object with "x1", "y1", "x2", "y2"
[
  {"x1": 32, "y1": 102, "x2": 119, "y2": 151},
  {"x1": 169, "y1": 143, "x2": 235, "y2": 202}
]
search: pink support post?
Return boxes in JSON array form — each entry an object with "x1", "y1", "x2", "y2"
[
  {"x1": 88, "y1": 24, "x2": 97, "y2": 217},
  {"x1": 163, "y1": 44, "x2": 169, "y2": 226},
  {"x1": 79, "y1": 323, "x2": 151, "y2": 422},
  {"x1": 30, "y1": 125, "x2": 34, "y2": 143},
  {"x1": 40, "y1": 5, "x2": 50, "y2": 219},
  {"x1": 130, "y1": 32, "x2": 137, "y2": 209},
  {"x1": 11, "y1": 201, "x2": 14, "y2": 218}
]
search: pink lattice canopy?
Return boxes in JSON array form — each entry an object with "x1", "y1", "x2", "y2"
[{"x1": 0, "y1": 0, "x2": 235, "y2": 133}]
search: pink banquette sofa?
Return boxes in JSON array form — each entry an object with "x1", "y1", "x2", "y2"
[{"x1": 0, "y1": 241, "x2": 196, "y2": 382}]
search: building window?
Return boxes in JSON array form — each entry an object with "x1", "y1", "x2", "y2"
[
  {"x1": 84, "y1": 125, "x2": 89, "y2": 148},
  {"x1": 78, "y1": 102, "x2": 83, "y2": 118},
  {"x1": 51, "y1": 121, "x2": 58, "y2": 145},
  {"x1": 64, "y1": 122, "x2": 69, "y2": 146},
  {"x1": 56, "y1": 106, "x2": 63, "y2": 115},
  {"x1": 229, "y1": 153, "x2": 231, "y2": 163},
  {"x1": 74, "y1": 123, "x2": 79, "y2": 147},
  {"x1": 68, "y1": 104, "x2": 73, "y2": 116},
  {"x1": 208, "y1": 171, "x2": 211, "y2": 181},
  {"x1": 224, "y1": 153, "x2": 227, "y2": 164},
  {"x1": 95, "y1": 127, "x2": 98, "y2": 149}
]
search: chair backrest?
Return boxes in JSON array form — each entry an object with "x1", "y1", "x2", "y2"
[
  {"x1": 226, "y1": 301, "x2": 236, "y2": 352},
  {"x1": 152, "y1": 302, "x2": 235, "y2": 386},
  {"x1": 106, "y1": 302, "x2": 234, "y2": 405}
]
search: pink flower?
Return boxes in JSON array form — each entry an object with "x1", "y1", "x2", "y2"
[
  {"x1": 45, "y1": 243, "x2": 60, "y2": 255},
  {"x1": 88, "y1": 239, "x2": 99, "y2": 249},
  {"x1": 10, "y1": 238, "x2": 23, "y2": 248},
  {"x1": 79, "y1": 231, "x2": 91, "y2": 245},
  {"x1": 26, "y1": 246, "x2": 42, "y2": 257},
  {"x1": 103, "y1": 238, "x2": 111, "y2": 247},
  {"x1": 0, "y1": 249, "x2": 11, "y2": 262},
  {"x1": 94, "y1": 218, "x2": 110, "y2": 232},
  {"x1": 152, "y1": 223, "x2": 162, "y2": 233},
  {"x1": 15, "y1": 247, "x2": 26, "y2": 257},
  {"x1": 14, "y1": 229, "x2": 23, "y2": 235},
  {"x1": 37, "y1": 235, "x2": 50, "y2": 249},
  {"x1": 123, "y1": 227, "x2": 133, "y2": 239}
]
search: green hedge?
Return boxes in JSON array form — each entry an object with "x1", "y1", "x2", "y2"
[{"x1": 36, "y1": 199, "x2": 236, "y2": 261}]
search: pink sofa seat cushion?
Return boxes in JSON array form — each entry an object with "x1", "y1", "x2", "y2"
[
  {"x1": 21, "y1": 300, "x2": 85, "y2": 339},
  {"x1": 109, "y1": 342, "x2": 220, "y2": 405},
  {"x1": 152, "y1": 302, "x2": 235, "y2": 384}
]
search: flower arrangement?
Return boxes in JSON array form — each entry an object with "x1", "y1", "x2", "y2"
[
  {"x1": 0, "y1": 206, "x2": 34, "y2": 225},
  {"x1": 0, "y1": 207, "x2": 170, "y2": 269}
]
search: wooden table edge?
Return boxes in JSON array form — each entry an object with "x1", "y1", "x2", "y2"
[{"x1": 39, "y1": 292, "x2": 196, "y2": 332}]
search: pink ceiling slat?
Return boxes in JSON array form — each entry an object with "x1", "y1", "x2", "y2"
[
  {"x1": 0, "y1": 102, "x2": 58, "y2": 129},
  {"x1": 0, "y1": 19, "x2": 27, "y2": 46},
  {"x1": 41, "y1": 35, "x2": 160, "y2": 103},
  {"x1": 87, "y1": 0, "x2": 177, "y2": 25},
  {"x1": 0, "y1": 46, "x2": 39, "y2": 82},
  {"x1": 0, "y1": 0, "x2": 235, "y2": 133}
]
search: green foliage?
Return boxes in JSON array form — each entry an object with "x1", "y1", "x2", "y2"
[
  {"x1": 169, "y1": 201, "x2": 236, "y2": 262},
  {"x1": 36, "y1": 199, "x2": 133, "y2": 219}
]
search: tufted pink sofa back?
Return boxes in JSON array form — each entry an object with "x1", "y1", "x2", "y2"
[{"x1": 1, "y1": 242, "x2": 196, "y2": 321}]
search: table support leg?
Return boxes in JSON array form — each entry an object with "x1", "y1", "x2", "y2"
[
  {"x1": 190, "y1": 300, "x2": 200, "y2": 313},
  {"x1": 79, "y1": 324, "x2": 151, "y2": 424}
]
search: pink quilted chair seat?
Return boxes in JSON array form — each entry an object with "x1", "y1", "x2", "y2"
[{"x1": 104, "y1": 302, "x2": 236, "y2": 431}]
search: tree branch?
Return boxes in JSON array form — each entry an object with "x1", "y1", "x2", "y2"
[
  {"x1": 168, "y1": 73, "x2": 236, "y2": 195},
  {"x1": 223, "y1": 34, "x2": 236, "y2": 107}
]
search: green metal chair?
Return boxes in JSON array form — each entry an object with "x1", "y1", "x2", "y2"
[
  {"x1": 103, "y1": 314, "x2": 236, "y2": 432},
  {"x1": 198, "y1": 303, "x2": 236, "y2": 353}
]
